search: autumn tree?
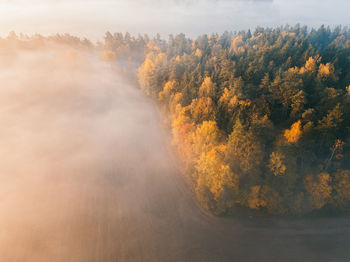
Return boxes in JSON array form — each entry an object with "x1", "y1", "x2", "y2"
[
  {"x1": 284, "y1": 120, "x2": 302, "y2": 143},
  {"x1": 195, "y1": 145, "x2": 239, "y2": 214},
  {"x1": 304, "y1": 173, "x2": 332, "y2": 210},
  {"x1": 138, "y1": 52, "x2": 168, "y2": 97},
  {"x1": 332, "y1": 170, "x2": 350, "y2": 213},
  {"x1": 198, "y1": 77, "x2": 217, "y2": 99},
  {"x1": 192, "y1": 121, "x2": 221, "y2": 157},
  {"x1": 226, "y1": 121, "x2": 264, "y2": 187}
]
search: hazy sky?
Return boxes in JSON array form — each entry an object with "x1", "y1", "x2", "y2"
[{"x1": 1, "y1": 0, "x2": 349, "y2": 40}]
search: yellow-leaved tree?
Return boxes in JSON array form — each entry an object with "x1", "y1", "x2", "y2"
[
  {"x1": 158, "y1": 81, "x2": 177, "y2": 106},
  {"x1": 192, "y1": 121, "x2": 221, "y2": 158},
  {"x1": 138, "y1": 52, "x2": 167, "y2": 97},
  {"x1": 191, "y1": 97, "x2": 215, "y2": 124},
  {"x1": 199, "y1": 77, "x2": 217, "y2": 98},
  {"x1": 226, "y1": 120, "x2": 264, "y2": 175},
  {"x1": 284, "y1": 120, "x2": 302, "y2": 143},
  {"x1": 195, "y1": 145, "x2": 238, "y2": 214}
]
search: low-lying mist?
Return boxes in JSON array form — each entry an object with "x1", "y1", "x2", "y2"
[
  {"x1": 0, "y1": 46, "x2": 157, "y2": 181},
  {"x1": 0, "y1": 45, "x2": 185, "y2": 261}
]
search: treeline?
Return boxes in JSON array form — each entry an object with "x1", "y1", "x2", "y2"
[
  {"x1": 0, "y1": 31, "x2": 94, "y2": 50},
  {"x1": 134, "y1": 25, "x2": 350, "y2": 216}
]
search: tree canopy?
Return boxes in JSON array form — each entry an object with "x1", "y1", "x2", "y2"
[{"x1": 137, "y1": 25, "x2": 350, "y2": 216}]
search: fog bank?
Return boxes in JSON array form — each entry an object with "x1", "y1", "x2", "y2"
[{"x1": 0, "y1": 46, "x2": 181, "y2": 261}]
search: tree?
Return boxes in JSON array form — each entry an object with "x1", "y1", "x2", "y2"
[
  {"x1": 192, "y1": 121, "x2": 221, "y2": 157},
  {"x1": 304, "y1": 173, "x2": 332, "y2": 210},
  {"x1": 284, "y1": 120, "x2": 302, "y2": 143},
  {"x1": 332, "y1": 170, "x2": 350, "y2": 212},
  {"x1": 226, "y1": 121, "x2": 264, "y2": 186},
  {"x1": 317, "y1": 62, "x2": 338, "y2": 84},
  {"x1": 158, "y1": 80, "x2": 177, "y2": 106},
  {"x1": 268, "y1": 152, "x2": 287, "y2": 176},
  {"x1": 191, "y1": 97, "x2": 215, "y2": 124},
  {"x1": 195, "y1": 146, "x2": 239, "y2": 214},
  {"x1": 317, "y1": 104, "x2": 343, "y2": 136},
  {"x1": 198, "y1": 77, "x2": 217, "y2": 98},
  {"x1": 325, "y1": 139, "x2": 345, "y2": 170},
  {"x1": 138, "y1": 52, "x2": 168, "y2": 97}
]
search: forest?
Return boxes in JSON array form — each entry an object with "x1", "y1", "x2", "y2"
[
  {"x1": 4, "y1": 25, "x2": 350, "y2": 216},
  {"x1": 135, "y1": 25, "x2": 350, "y2": 216}
]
